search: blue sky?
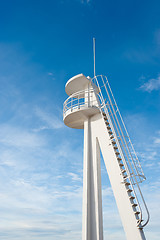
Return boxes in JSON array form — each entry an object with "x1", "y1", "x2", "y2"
[{"x1": 0, "y1": 0, "x2": 160, "y2": 239}]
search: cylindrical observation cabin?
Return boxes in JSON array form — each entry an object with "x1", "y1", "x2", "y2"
[{"x1": 63, "y1": 74, "x2": 100, "y2": 129}]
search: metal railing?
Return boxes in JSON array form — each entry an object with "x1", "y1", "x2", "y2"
[
  {"x1": 91, "y1": 75, "x2": 149, "y2": 228},
  {"x1": 63, "y1": 88, "x2": 99, "y2": 119}
]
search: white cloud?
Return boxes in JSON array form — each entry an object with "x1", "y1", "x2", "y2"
[
  {"x1": 47, "y1": 72, "x2": 56, "y2": 80},
  {"x1": 48, "y1": 72, "x2": 54, "y2": 76},
  {"x1": 139, "y1": 74, "x2": 160, "y2": 92},
  {"x1": 123, "y1": 113, "x2": 160, "y2": 175},
  {"x1": 102, "y1": 186, "x2": 114, "y2": 198},
  {"x1": 153, "y1": 131, "x2": 160, "y2": 144},
  {"x1": 81, "y1": 0, "x2": 91, "y2": 4},
  {"x1": 154, "y1": 138, "x2": 160, "y2": 144},
  {"x1": 0, "y1": 172, "x2": 83, "y2": 237},
  {"x1": 35, "y1": 107, "x2": 64, "y2": 130},
  {"x1": 0, "y1": 124, "x2": 45, "y2": 148},
  {"x1": 68, "y1": 172, "x2": 81, "y2": 181}
]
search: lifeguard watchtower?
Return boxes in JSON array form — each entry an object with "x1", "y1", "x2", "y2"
[{"x1": 63, "y1": 73, "x2": 149, "y2": 240}]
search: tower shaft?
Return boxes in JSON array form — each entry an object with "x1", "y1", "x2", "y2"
[{"x1": 82, "y1": 118, "x2": 103, "y2": 240}]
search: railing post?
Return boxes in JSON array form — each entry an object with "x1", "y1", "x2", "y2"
[
  {"x1": 78, "y1": 95, "x2": 80, "y2": 109},
  {"x1": 88, "y1": 84, "x2": 90, "y2": 107},
  {"x1": 71, "y1": 97, "x2": 72, "y2": 112}
]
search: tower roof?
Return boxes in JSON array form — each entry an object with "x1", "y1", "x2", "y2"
[{"x1": 65, "y1": 73, "x2": 90, "y2": 96}]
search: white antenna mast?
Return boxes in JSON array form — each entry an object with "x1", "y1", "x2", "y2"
[{"x1": 93, "y1": 37, "x2": 96, "y2": 77}]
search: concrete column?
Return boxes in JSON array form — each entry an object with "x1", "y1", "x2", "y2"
[{"x1": 82, "y1": 118, "x2": 103, "y2": 240}]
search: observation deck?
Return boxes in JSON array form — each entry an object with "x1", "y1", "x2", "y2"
[{"x1": 63, "y1": 74, "x2": 100, "y2": 129}]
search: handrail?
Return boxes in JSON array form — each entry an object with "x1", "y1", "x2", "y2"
[
  {"x1": 105, "y1": 76, "x2": 145, "y2": 179},
  {"x1": 63, "y1": 88, "x2": 100, "y2": 117},
  {"x1": 63, "y1": 75, "x2": 149, "y2": 228},
  {"x1": 92, "y1": 75, "x2": 145, "y2": 182},
  {"x1": 102, "y1": 76, "x2": 143, "y2": 184},
  {"x1": 91, "y1": 75, "x2": 149, "y2": 228},
  {"x1": 91, "y1": 76, "x2": 143, "y2": 225}
]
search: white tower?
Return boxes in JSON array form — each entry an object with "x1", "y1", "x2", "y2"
[{"x1": 63, "y1": 74, "x2": 149, "y2": 240}]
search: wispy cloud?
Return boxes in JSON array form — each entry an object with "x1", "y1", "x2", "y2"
[
  {"x1": 153, "y1": 130, "x2": 160, "y2": 144},
  {"x1": 0, "y1": 124, "x2": 45, "y2": 148},
  {"x1": 80, "y1": 0, "x2": 91, "y2": 4},
  {"x1": 47, "y1": 72, "x2": 56, "y2": 80},
  {"x1": 139, "y1": 74, "x2": 160, "y2": 92},
  {"x1": 0, "y1": 178, "x2": 83, "y2": 239},
  {"x1": 124, "y1": 113, "x2": 160, "y2": 175},
  {"x1": 48, "y1": 72, "x2": 54, "y2": 76},
  {"x1": 154, "y1": 138, "x2": 160, "y2": 144},
  {"x1": 35, "y1": 107, "x2": 64, "y2": 130},
  {"x1": 68, "y1": 172, "x2": 81, "y2": 181}
]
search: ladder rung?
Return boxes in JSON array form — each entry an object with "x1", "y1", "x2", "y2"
[
  {"x1": 111, "y1": 140, "x2": 116, "y2": 145},
  {"x1": 102, "y1": 112, "x2": 106, "y2": 116},
  {"x1": 115, "y1": 151, "x2": 120, "y2": 155},
  {"x1": 132, "y1": 203, "x2": 138, "y2": 207},
  {"x1": 105, "y1": 121, "x2": 109, "y2": 125},
  {"x1": 124, "y1": 182, "x2": 130, "y2": 186},
  {"x1": 121, "y1": 169, "x2": 126, "y2": 174},
  {"x1": 107, "y1": 126, "x2": 111, "y2": 130},
  {"x1": 129, "y1": 196, "x2": 135, "y2": 200},
  {"x1": 110, "y1": 135, "x2": 114, "y2": 139},
  {"x1": 117, "y1": 157, "x2": 122, "y2": 161},
  {"x1": 119, "y1": 163, "x2": 124, "y2": 167},
  {"x1": 138, "y1": 226, "x2": 143, "y2": 230},
  {"x1": 113, "y1": 146, "x2": 118, "y2": 150},
  {"x1": 108, "y1": 130, "x2": 113, "y2": 135},
  {"x1": 127, "y1": 188, "x2": 132, "y2": 192},
  {"x1": 123, "y1": 175, "x2": 128, "y2": 179},
  {"x1": 134, "y1": 211, "x2": 140, "y2": 215}
]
